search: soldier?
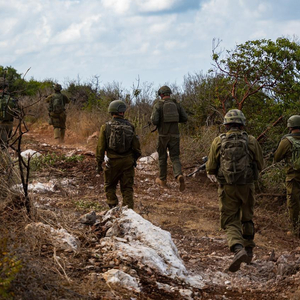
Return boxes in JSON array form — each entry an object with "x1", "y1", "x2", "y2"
[
  {"x1": 0, "y1": 77, "x2": 19, "y2": 149},
  {"x1": 274, "y1": 115, "x2": 300, "y2": 237},
  {"x1": 151, "y1": 85, "x2": 188, "y2": 191},
  {"x1": 96, "y1": 100, "x2": 141, "y2": 209},
  {"x1": 206, "y1": 109, "x2": 264, "y2": 272},
  {"x1": 46, "y1": 83, "x2": 70, "y2": 144}
]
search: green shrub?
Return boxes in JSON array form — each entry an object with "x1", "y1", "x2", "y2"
[
  {"x1": 259, "y1": 163, "x2": 286, "y2": 194},
  {"x1": 0, "y1": 239, "x2": 22, "y2": 299},
  {"x1": 31, "y1": 153, "x2": 85, "y2": 171},
  {"x1": 74, "y1": 200, "x2": 105, "y2": 211}
]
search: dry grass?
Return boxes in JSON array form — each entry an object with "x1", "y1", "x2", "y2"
[
  {"x1": 66, "y1": 105, "x2": 108, "y2": 142},
  {"x1": 181, "y1": 125, "x2": 220, "y2": 167},
  {"x1": 0, "y1": 190, "x2": 110, "y2": 299}
]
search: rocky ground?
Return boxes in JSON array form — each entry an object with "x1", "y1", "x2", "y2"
[{"x1": 1, "y1": 125, "x2": 300, "y2": 299}]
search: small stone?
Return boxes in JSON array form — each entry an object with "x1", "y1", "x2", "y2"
[{"x1": 79, "y1": 211, "x2": 97, "y2": 225}]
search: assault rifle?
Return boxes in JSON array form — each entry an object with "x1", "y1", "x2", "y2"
[
  {"x1": 187, "y1": 156, "x2": 208, "y2": 177},
  {"x1": 143, "y1": 121, "x2": 157, "y2": 133}
]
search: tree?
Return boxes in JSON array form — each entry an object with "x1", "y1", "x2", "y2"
[
  {"x1": 212, "y1": 37, "x2": 300, "y2": 110},
  {"x1": 181, "y1": 72, "x2": 232, "y2": 128}
]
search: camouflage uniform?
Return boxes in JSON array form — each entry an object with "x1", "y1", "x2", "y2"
[
  {"x1": 206, "y1": 128, "x2": 264, "y2": 252},
  {"x1": 45, "y1": 84, "x2": 70, "y2": 143},
  {"x1": 0, "y1": 79, "x2": 19, "y2": 199},
  {"x1": 151, "y1": 91, "x2": 188, "y2": 182},
  {"x1": 0, "y1": 91, "x2": 19, "y2": 149},
  {"x1": 96, "y1": 116, "x2": 141, "y2": 209},
  {"x1": 274, "y1": 132, "x2": 300, "y2": 235}
]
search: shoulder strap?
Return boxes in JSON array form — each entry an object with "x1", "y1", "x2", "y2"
[
  {"x1": 220, "y1": 133, "x2": 226, "y2": 140},
  {"x1": 285, "y1": 135, "x2": 300, "y2": 146},
  {"x1": 105, "y1": 121, "x2": 112, "y2": 142},
  {"x1": 285, "y1": 135, "x2": 295, "y2": 146}
]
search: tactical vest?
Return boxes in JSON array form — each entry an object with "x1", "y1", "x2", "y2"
[
  {"x1": 106, "y1": 120, "x2": 134, "y2": 154},
  {"x1": 285, "y1": 135, "x2": 300, "y2": 170},
  {"x1": 218, "y1": 131, "x2": 251, "y2": 184},
  {"x1": 49, "y1": 93, "x2": 65, "y2": 114},
  {"x1": 162, "y1": 99, "x2": 179, "y2": 123}
]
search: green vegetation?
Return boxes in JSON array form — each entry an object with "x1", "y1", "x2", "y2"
[
  {"x1": 74, "y1": 199, "x2": 105, "y2": 211},
  {"x1": 2, "y1": 36, "x2": 300, "y2": 190},
  {"x1": 31, "y1": 153, "x2": 85, "y2": 171},
  {"x1": 0, "y1": 239, "x2": 22, "y2": 299}
]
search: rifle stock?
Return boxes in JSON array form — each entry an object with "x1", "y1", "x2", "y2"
[
  {"x1": 187, "y1": 156, "x2": 208, "y2": 177},
  {"x1": 143, "y1": 121, "x2": 157, "y2": 132}
]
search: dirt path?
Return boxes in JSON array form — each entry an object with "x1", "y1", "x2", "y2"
[{"x1": 6, "y1": 127, "x2": 300, "y2": 299}]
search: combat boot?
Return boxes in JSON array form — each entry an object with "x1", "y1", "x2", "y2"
[
  {"x1": 228, "y1": 244, "x2": 248, "y2": 272},
  {"x1": 177, "y1": 175, "x2": 185, "y2": 192},
  {"x1": 245, "y1": 247, "x2": 253, "y2": 264},
  {"x1": 155, "y1": 178, "x2": 167, "y2": 187}
]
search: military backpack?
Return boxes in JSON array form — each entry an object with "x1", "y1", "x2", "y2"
[
  {"x1": 162, "y1": 99, "x2": 179, "y2": 123},
  {"x1": 106, "y1": 120, "x2": 134, "y2": 154},
  {"x1": 285, "y1": 135, "x2": 300, "y2": 170},
  {"x1": 49, "y1": 93, "x2": 65, "y2": 114},
  {"x1": 219, "y1": 131, "x2": 250, "y2": 184}
]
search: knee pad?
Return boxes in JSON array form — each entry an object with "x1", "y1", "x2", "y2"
[{"x1": 242, "y1": 220, "x2": 255, "y2": 240}]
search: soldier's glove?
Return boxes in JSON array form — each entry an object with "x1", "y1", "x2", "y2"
[
  {"x1": 207, "y1": 174, "x2": 217, "y2": 183},
  {"x1": 96, "y1": 164, "x2": 103, "y2": 174}
]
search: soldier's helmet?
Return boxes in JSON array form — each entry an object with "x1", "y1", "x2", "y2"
[
  {"x1": 54, "y1": 83, "x2": 62, "y2": 91},
  {"x1": 287, "y1": 115, "x2": 300, "y2": 128},
  {"x1": 108, "y1": 100, "x2": 127, "y2": 113},
  {"x1": 158, "y1": 85, "x2": 172, "y2": 96},
  {"x1": 223, "y1": 109, "x2": 246, "y2": 126},
  {"x1": 0, "y1": 77, "x2": 8, "y2": 88}
]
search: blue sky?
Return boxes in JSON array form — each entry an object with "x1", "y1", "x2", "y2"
[{"x1": 1, "y1": 0, "x2": 300, "y2": 90}]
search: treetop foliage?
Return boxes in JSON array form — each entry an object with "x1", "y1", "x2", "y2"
[{"x1": 212, "y1": 37, "x2": 300, "y2": 110}]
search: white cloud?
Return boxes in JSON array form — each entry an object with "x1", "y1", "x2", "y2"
[
  {"x1": 0, "y1": 0, "x2": 300, "y2": 88},
  {"x1": 101, "y1": 0, "x2": 131, "y2": 14},
  {"x1": 135, "y1": 0, "x2": 177, "y2": 12}
]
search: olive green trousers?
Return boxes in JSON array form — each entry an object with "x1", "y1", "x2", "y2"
[
  {"x1": 157, "y1": 135, "x2": 182, "y2": 180},
  {"x1": 286, "y1": 178, "x2": 300, "y2": 235},
  {"x1": 104, "y1": 156, "x2": 135, "y2": 209},
  {"x1": 50, "y1": 112, "x2": 66, "y2": 142},
  {"x1": 218, "y1": 183, "x2": 256, "y2": 251}
]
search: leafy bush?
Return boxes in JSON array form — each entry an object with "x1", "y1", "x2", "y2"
[{"x1": 259, "y1": 163, "x2": 286, "y2": 194}]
